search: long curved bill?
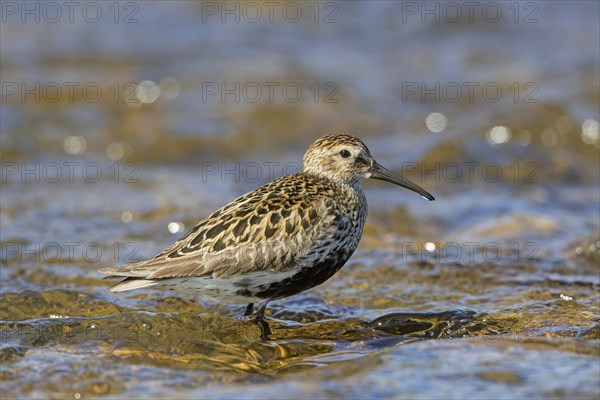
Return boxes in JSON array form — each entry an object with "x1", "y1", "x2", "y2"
[{"x1": 369, "y1": 161, "x2": 435, "y2": 201}]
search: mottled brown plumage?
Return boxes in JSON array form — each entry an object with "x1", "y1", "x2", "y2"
[{"x1": 99, "y1": 134, "x2": 434, "y2": 335}]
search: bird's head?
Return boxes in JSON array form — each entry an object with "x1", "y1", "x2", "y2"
[{"x1": 302, "y1": 134, "x2": 434, "y2": 201}]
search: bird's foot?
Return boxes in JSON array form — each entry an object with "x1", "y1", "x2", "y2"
[
  {"x1": 253, "y1": 317, "x2": 272, "y2": 340},
  {"x1": 243, "y1": 301, "x2": 271, "y2": 340}
]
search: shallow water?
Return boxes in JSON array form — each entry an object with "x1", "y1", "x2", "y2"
[{"x1": 1, "y1": 1, "x2": 599, "y2": 399}]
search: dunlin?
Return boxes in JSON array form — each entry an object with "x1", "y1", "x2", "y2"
[{"x1": 100, "y1": 134, "x2": 434, "y2": 339}]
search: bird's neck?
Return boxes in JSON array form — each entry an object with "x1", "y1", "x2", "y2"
[{"x1": 331, "y1": 179, "x2": 368, "y2": 227}]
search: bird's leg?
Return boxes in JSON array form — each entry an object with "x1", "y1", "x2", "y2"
[
  {"x1": 243, "y1": 303, "x2": 254, "y2": 317},
  {"x1": 253, "y1": 301, "x2": 271, "y2": 340},
  {"x1": 255, "y1": 301, "x2": 269, "y2": 319}
]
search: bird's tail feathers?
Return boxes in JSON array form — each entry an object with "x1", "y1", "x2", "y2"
[{"x1": 109, "y1": 278, "x2": 158, "y2": 292}]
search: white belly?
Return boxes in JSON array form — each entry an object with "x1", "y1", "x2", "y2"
[{"x1": 149, "y1": 269, "x2": 299, "y2": 304}]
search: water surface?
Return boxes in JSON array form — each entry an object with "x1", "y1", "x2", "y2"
[{"x1": 1, "y1": 1, "x2": 599, "y2": 399}]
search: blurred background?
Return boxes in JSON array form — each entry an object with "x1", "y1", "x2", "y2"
[{"x1": 1, "y1": 1, "x2": 599, "y2": 399}]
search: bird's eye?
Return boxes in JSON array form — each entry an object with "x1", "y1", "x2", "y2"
[{"x1": 339, "y1": 149, "x2": 351, "y2": 158}]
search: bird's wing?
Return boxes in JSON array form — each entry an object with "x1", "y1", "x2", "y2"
[{"x1": 100, "y1": 178, "x2": 351, "y2": 280}]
